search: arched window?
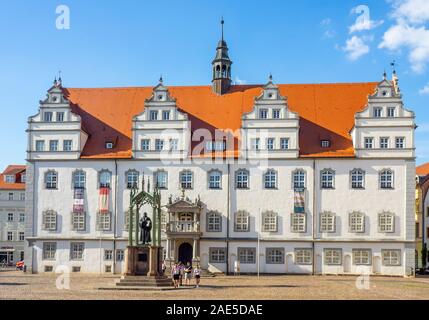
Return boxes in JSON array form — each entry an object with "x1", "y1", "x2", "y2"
[
  {"x1": 206, "y1": 211, "x2": 222, "y2": 232},
  {"x1": 99, "y1": 170, "x2": 111, "y2": 188},
  {"x1": 234, "y1": 211, "x2": 249, "y2": 232},
  {"x1": 235, "y1": 169, "x2": 249, "y2": 189},
  {"x1": 180, "y1": 170, "x2": 193, "y2": 189},
  {"x1": 222, "y1": 65, "x2": 227, "y2": 78},
  {"x1": 293, "y1": 170, "x2": 306, "y2": 189},
  {"x1": 380, "y1": 169, "x2": 394, "y2": 189},
  {"x1": 262, "y1": 211, "x2": 278, "y2": 232},
  {"x1": 264, "y1": 169, "x2": 277, "y2": 189},
  {"x1": 320, "y1": 169, "x2": 335, "y2": 189},
  {"x1": 350, "y1": 169, "x2": 365, "y2": 189},
  {"x1": 72, "y1": 170, "x2": 86, "y2": 189},
  {"x1": 349, "y1": 212, "x2": 365, "y2": 233},
  {"x1": 216, "y1": 65, "x2": 221, "y2": 78},
  {"x1": 45, "y1": 170, "x2": 58, "y2": 189},
  {"x1": 208, "y1": 170, "x2": 222, "y2": 189},
  {"x1": 126, "y1": 170, "x2": 139, "y2": 189}
]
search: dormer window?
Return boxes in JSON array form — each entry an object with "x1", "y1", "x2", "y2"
[
  {"x1": 387, "y1": 107, "x2": 395, "y2": 117},
  {"x1": 259, "y1": 109, "x2": 268, "y2": 119},
  {"x1": 4, "y1": 175, "x2": 15, "y2": 183},
  {"x1": 321, "y1": 140, "x2": 331, "y2": 148},
  {"x1": 105, "y1": 142, "x2": 114, "y2": 150},
  {"x1": 162, "y1": 110, "x2": 170, "y2": 120},
  {"x1": 273, "y1": 109, "x2": 281, "y2": 119},
  {"x1": 150, "y1": 110, "x2": 158, "y2": 121},
  {"x1": 56, "y1": 112, "x2": 65, "y2": 122},
  {"x1": 157, "y1": 94, "x2": 164, "y2": 101},
  {"x1": 44, "y1": 112, "x2": 53, "y2": 122},
  {"x1": 373, "y1": 107, "x2": 382, "y2": 118}
]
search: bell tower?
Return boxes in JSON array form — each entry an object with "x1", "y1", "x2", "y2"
[{"x1": 212, "y1": 18, "x2": 233, "y2": 95}]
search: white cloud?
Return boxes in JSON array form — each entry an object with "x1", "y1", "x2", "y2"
[
  {"x1": 391, "y1": 0, "x2": 429, "y2": 24},
  {"x1": 419, "y1": 83, "x2": 429, "y2": 95},
  {"x1": 321, "y1": 18, "x2": 332, "y2": 26},
  {"x1": 343, "y1": 36, "x2": 370, "y2": 60},
  {"x1": 349, "y1": 5, "x2": 384, "y2": 33},
  {"x1": 323, "y1": 29, "x2": 336, "y2": 39},
  {"x1": 234, "y1": 77, "x2": 247, "y2": 85}
]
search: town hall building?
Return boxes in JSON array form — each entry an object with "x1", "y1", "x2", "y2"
[{"x1": 24, "y1": 23, "x2": 416, "y2": 276}]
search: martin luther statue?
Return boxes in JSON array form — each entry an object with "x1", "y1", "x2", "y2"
[{"x1": 139, "y1": 212, "x2": 152, "y2": 245}]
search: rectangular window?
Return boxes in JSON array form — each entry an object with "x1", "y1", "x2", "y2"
[
  {"x1": 180, "y1": 171, "x2": 193, "y2": 189},
  {"x1": 169, "y1": 139, "x2": 178, "y2": 151},
  {"x1": 155, "y1": 139, "x2": 164, "y2": 151},
  {"x1": 116, "y1": 249, "x2": 124, "y2": 262},
  {"x1": 266, "y1": 248, "x2": 284, "y2": 264},
  {"x1": 379, "y1": 214, "x2": 395, "y2": 233},
  {"x1": 295, "y1": 249, "x2": 312, "y2": 265},
  {"x1": 63, "y1": 140, "x2": 72, "y2": 151},
  {"x1": 208, "y1": 171, "x2": 221, "y2": 189},
  {"x1": 154, "y1": 171, "x2": 168, "y2": 189},
  {"x1": 209, "y1": 248, "x2": 226, "y2": 263},
  {"x1": 382, "y1": 250, "x2": 401, "y2": 266},
  {"x1": 56, "y1": 112, "x2": 65, "y2": 122},
  {"x1": 236, "y1": 170, "x2": 249, "y2": 189},
  {"x1": 43, "y1": 211, "x2": 57, "y2": 231},
  {"x1": 96, "y1": 213, "x2": 112, "y2": 231},
  {"x1": 395, "y1": 137, "x2": 405, "y2": 149},
  {"x1": 35, "y1": 140, "x2": 45, "y2": 152},
  {"x1": 291, "y1": 213, "x2": 306, "y2": 233},
  {"x1": 266, "y1": 138, "x2": 275, "y2": 150},
  {"x1": 353, "y1": 249, "x2": 371, "y2": 265},
  {"x1": 321, "y1": 140, "x2": 331, "y2": 148},
  {"x1": 141, "y1": 139, "x2": 150, "y2": 151},
  {"x1": 320, "y1": 213, "x2": 335, "y2": 233},
  {"x1": 364, "y1": 137, "x2": 374, "y2": 149},
  {"x1": 280, "y1": 138, "x2": 289, "y2": 150},
  {"x1": 162, "y1": 110, "x2": 170, "y2": 120},
  {"x1": 20, "y1": 193, "x2": 25, "y2": 201},
  {"x1": 324, "y1": 249, "x2": 342, "y2": 265},
  {"x1": 273, "y1": 109, "x2": 281, "y2": 119},
  {"x1": 373, "y1": 107, "x2": 382, "y2": 117},
  {"x1": 8, "y1": 193, "x2": 13, "y2": 201},
  {"x1": 19, "y1": 213, "x2": 25, "y2": 222},
  {"x1": 262, "y1": 213, "x2": 277, "y2": 232},
  {"x1": 150, "y1": 110, "x2": 158, "y2": 120},
  {"x1": 238, "y1": 248, "x2": 256, "y2": 264},
  {"x1": 380, "y1": 137, "x2": 389, "y2": 149},
  {"x1": 5, "y1": 175, "x2": 15, "y2": 183},
  {"x1": 251, "y1": 138, "x2": 260, "y2": 151},
  {"x1": 19, "y1": 232, "x2": 24, "y2": 241},
  {"x1": 7, "y1": 232, "x2": 13, "y2": 241},
  {"x1": 387, "y1": 107, "x2": 395, "y2": 118},
  {"x1": 349, "y1": 213, "x2": 365, "y2": 233},
  {"x1": 207, "y1": 213, "x2": 222, "y2": 232},
  {"x1": 43, "y1": 242, "x2": 56, "y2": 260},
  {"x1": 70, "y1": 242, "x2": 84, "y2": 260},
  {"x1": 49, "y1": 140, "x2": 59, "y2": 152},
  {"x1": 104, "y1": 249, "x2": 113, "y2": 261},
  {"x1": 72, "y1": 212, "x2": 86, "y2": 231},
  {"x1": 259, "y1": 109, "x2": 268, "y2": 119},
  {"x1": 7, "y1": 213, "x2": 13, "y2": 222},
  {"x1": 235, "y1": 212, "x2": 249, "y2": 232},
  {"x1": 44, "y1": 112, "x2": 53, "y2": 122}
]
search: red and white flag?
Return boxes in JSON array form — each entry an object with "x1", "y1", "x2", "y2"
[{"x1": 99, "y1": 187, "x2": 110, "y2": 214}]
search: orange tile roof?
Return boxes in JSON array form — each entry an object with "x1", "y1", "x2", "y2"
[
  {"x1": 0, "y1": 165, "x2": 26, "y2": 190},
  {"x1": 417, "y1": 163, "x2": 429, "y2": 177},
  {"x1": 63, "y1": 82, "x2": 377, "y2": 159}
]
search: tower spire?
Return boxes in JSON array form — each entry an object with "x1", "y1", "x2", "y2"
[
  {"x1": 211, "y1": 18, "x2": 233, "y2": 95},
  {"x1": 221, "y1": 17, "x2": 224, "y2": 42}
]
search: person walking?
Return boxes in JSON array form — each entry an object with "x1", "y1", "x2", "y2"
[
  {"x1": 172, "y1": 263, "x2": 180, "y2": 288},
  {"x1": 184, "y1": 262, "x2": 193, "y2": 286},
  {"x1": 193, "y1": 264, "x2": 201, "y2": 288}
]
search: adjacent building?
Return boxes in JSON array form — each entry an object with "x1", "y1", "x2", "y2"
[
  {"x1": 25, "y1": 24, "x2": 416, "y2": 276},
  {"x1": 416, "y1": 163, "x2": 429, "y2": 269},
  {"x1": 0, "y1": 165, "x2": 26, "y2": 266}
]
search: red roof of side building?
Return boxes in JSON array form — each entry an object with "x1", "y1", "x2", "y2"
[
  {"x1": 417, "y1": 163, "x2": 429, "y2": 177},
  {"x1": 63, "y1": 82, "x2": 378, "y2": 159},
  {"x1": 0, "y1": 165, "x2": 26, "y2": 190}
]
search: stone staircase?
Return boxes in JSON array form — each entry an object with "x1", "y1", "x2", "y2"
[{"x1": 115, "y1": 275, "x2": 173, "y2": 287}]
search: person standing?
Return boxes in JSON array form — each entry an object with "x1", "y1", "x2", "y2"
[
  {"x1": 184, "y1": 262, "x2": 193, "y2": 286},
  {"x1": 161, "y1": 261, "x2": 166, "y2": 276},
  {"x1": 172, "y1": 263, "x2": 180, "y2": 288},
  {"x1": 193, "y1": 264, "x2": 201, "y2": 288},
  {"x1": 178, "y1": 262, "x2": 184, "y2": 287}
]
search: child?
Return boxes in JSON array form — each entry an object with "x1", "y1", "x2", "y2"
[{"x1": 193, "y1": 264, "x2": 201, "y2": 288}]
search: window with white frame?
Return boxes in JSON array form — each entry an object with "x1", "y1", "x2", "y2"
[
  {"x1": 380, "y1": 169, "x2": 393, "y2": 189},
  {"x1": 266, "y1": 248, "x2": 284, "y2": 264},
  {"x1": 99, "y1": 170, "x2": 111, "y2": 188},
  {"x1": 381, "y1": 250, "x2": 401, "y2": 266},
  {"x1": 70, "y1": 242, "x2": 84, "y2": 260},
  {"x1": 72, "y1": 212, "x2": 85, "y2": 231},
  {"x1": 364, "y1": 137, "x2": 374, "y2": 149},
  {"x1": 320, "y1": 212, "x2": 335, "y2": 233},
  {"x1": 19, "y1": 232, "x2": 24, "y2": 241},
  {"x1": 141, "y1": 139, "x2": 150, "y2": 151},
  {"x1": 395, "y1": 137, "x2": 405, "y2": 149},
  {"x1": 73, "y1": 170, "x2": 86, "y2": 189},
  {"x1": 49, "y1": 140, "x2": 59, "y2": 152},
  {"x1": 387, "y1": 107, "x2": 396, "y2": 117},
  {"x1": 169, "y1": 139, "x2": 178, "y2": 151},
  {"x1": 19, "y1": 213, "x2": 25, "y2": 222},
  {"x1": 44, "y1": 112, "x2": 53, "y2": 122},
  {"x1": 353, "y1": 249, "x2": 371, "y2": 265},
  {"x1": 293, "y1": 170, "x2": 306, "y2": 189},
  {"x1": 295, "y1": 249, "x2": 312, "y2": 265},
  {"x1": 162, "y1": 110, "x2": 170, "y2": 120},
  {"x1": 155, "y1": 139, "x2": 164, "y2": 151},
  {"x1": 150, "y1": 110, "x2": 158, "y2": 120},
  {"x1": 235, "y1": 211, "x2": 250, "y2": 232},
  {"x1": 56, "y1": 112, "x2": 65, "y2": 122},
  {"x1": 20, "y1": 193, "x2": 25, "y2": 201},
  {"x1": 321, "y1": 169, "x2": 334, "y2": 189},
  {"x1": 321, "y1": 140, "x2": 331, "y2": 148},
  {"x1": 373, "y1": 107, "x2": 382, "y2": 117},
  {"x1": 259, "y1": 109, "x2": 268, "y2": 119},
  {"x1": 7, "y1": 213, "x2": 13, "y2": 222},
  {"x1": 8, "y1": 193, "x2": 13, "y2": 201},
  {"x1": 180, "y1": 171, "x2": 193, "y2": 189},
  {"x1": 280, "y1": 138, "x2": 289, "y2": 150},
  {"x1": 273, "y1": 109, "x2": 281, "y2": 119},
  {"x1": 35, "y1": 140, "x2": 45, "y2": 152},
  {"x1": 96, "y1": 212, "x2": 112, "y2": 231},
  {"x1": 43, "y1": 242, "x2": 56, "y2": 260},
  {"x1": 250, "y1": 138, "x2": 260, "y2": 151},
  {"x1": 208, "y1": 170, "x2": 222, "y2": 189},
  {"x1": 238, "y1": 248, "x2": 256, "y2": 264},
  {"x1": 126, "y1": 170, "x2": 139, "y2": 189},
  {"x1": 206, "y1": 211, "x2": 222, "y2": 232},
  {"x1": 349, "y1": 212, "x2": 365, "y2": 233},
  {"x1": 266, "y1": 138, "x2": 275, "y2": 150},
  {"x1": 7, "y1": 232, "x2": 13, "y2": 241},
  {"x1": 154, "y1": 170, "x2": 168, "y2": 189},
  {"x1": 104, "y1": 249, "x2": 113, "y2": 261},
  {"x1": 236, "y1": 170, "x2": 249, "y2": 189},
  {"x1": 63, "y1": 140, "x2": 73, "y2": 151},
  {"x1": 350, "y1": 169, "x2": 365, "y2": 189},
  {"x1": 5, "y1": 175, "x2": 14, "y2": 183},
  {"x1": 262, "y1": 211, "x2": 278, "y2": 232},
  {"x1": 264, "y1": 169, "x2": 277, "y2": 189},
  {"x1": 291, "y1": 213, "x2": 306, "y2": 233},
  {"x1": 324, "y1": 249, "x2": 342, "y2": 265},
  {"x1": 209, "y1": 248, "x2": 226, "y2": 263},
  {"x1": 380, "y1": 137, "x2": 389, "y2": 149},
  {"x1": 42, "y1": 210, "x2": 57, "y2": 231},
  {"x1": 378, "y1": 212, "x2": 395, "y2": 233},
  {"x1": 45, "y1": 170, "x2": 58, "y2": 189},
  {"x1": 116, "y1": 249, "x2": 124, "y2": 262}
]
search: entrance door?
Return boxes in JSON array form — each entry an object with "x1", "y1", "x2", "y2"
[
  {"x1": 373, "y1": 256, "x2": 381, "y2": 274},
  {"x1": 178, "y1": 243, "x2": 193, "y2": 264},
  {"x1": 0, "y1": 252, "x2": 7, "y2": 264}
]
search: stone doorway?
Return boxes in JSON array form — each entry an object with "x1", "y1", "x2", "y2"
[{"x1": 178, "y1": 242, "x2": 193, "y2": 265}]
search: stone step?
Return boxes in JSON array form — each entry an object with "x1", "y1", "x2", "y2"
[
  {"x1": 116, "y1": 281, "x2": 173, "y2": 287},
  {"x1": 116, "y1": 275, "x2": 173, "y2": 287}
]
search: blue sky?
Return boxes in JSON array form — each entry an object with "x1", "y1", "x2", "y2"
[{"x1": 0, "y1": 0, "x2": 428, "y2": 170}]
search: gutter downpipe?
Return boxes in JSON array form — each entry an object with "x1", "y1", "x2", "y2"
[
  {"x1": 113, "y1": 159, "x2": 118, "y2": 274},
  {"x1": 226, "y1": 162, "x2": 231, "y2": 276},
  {"x1": 312, "y1": 159, "x2": 316, "y2": 276}
]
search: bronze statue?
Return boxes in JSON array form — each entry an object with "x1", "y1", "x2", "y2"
[{"x1": 139, "y1": 212, "x2": 152, "y2": 244}]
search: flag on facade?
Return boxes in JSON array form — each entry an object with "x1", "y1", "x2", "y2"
[
  {"x1": 294, "y1": 189, "x2": 305, "y2": 213},
  {"x1": 99, "y1": 187, "x2": 110, "y2": 214},
  {"x1": 73, "y1": 187, "x2": 85, "y2": 213}
]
